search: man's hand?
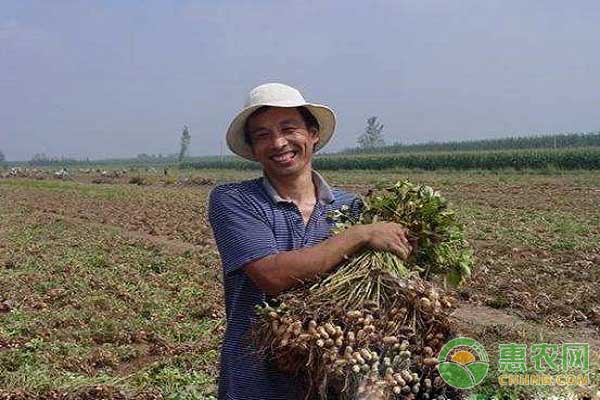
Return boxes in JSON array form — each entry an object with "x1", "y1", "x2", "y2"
[{"x1": 354, "y1": 223, "x2": 414, "y2": 260}]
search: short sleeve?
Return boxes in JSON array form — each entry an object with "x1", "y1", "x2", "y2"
[{"x1": 208, "y1": 186, "x2": 279, "y2": 276}]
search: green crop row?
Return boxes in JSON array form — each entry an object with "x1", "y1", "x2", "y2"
[
  {"x1": 181, "y1": 147, "x2": 600, "y2": 171},
  {"x1": 339, "y1": 131, "x2": 600, "y2": 154}
]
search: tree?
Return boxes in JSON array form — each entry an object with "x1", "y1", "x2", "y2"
[
  {"x1": 358, "y1": 116, "x2": 385, "y2": 149},
  {"x1": 0, "y1": 149, "x2": 5, "y2": 163},
  {"x1": 178, "y1": 125, "x2": 191, "y2": 162}
]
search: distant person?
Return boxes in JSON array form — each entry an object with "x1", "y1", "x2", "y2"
[{"x1": 208, "y1": 83, "x2": 413, "y2": 399}]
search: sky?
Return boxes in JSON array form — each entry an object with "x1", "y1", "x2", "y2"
[{"x1": 1, "y1": 1, "x2": 599, "y2": 161}]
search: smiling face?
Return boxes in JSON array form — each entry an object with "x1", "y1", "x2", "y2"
[{"x1": 245, "y1": 106, "x2": 319, "y2": 179}]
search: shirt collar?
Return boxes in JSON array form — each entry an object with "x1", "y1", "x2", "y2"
[{"x1": 262, "y1": 170, "x2": 335, "y2": 205}]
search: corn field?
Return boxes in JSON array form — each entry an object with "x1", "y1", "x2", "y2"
[
  {"x1": 182, "y1": 147, "x2": 600, "y2": 171},
  {"x1": 339, "y1": 131, "x2": 600, "y2": 154}
]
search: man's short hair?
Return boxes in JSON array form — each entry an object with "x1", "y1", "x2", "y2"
[{"x1": 243, "y1": 106, "x2": 320, "y2": 146}]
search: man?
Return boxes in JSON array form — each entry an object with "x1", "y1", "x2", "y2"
[{"x1": 208, "y1": 83, "x2": 413, "y2": 399}]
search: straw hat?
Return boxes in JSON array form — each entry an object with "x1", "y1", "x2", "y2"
[{"x1": 226, "y1": 83, "x2": 336, "y2": 161}]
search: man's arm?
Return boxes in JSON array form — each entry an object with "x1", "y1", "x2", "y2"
[{"x1": 245, "y1": 222, "x2": 412, "y2": 295}]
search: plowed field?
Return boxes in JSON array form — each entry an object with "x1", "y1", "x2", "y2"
[{"x1": 1, "y1": 170, "x2": 598, "y2": 398}]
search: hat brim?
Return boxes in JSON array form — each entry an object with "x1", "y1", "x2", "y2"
[{"x1": 226, "y1": 103, "x2": 336, "y2": 161}]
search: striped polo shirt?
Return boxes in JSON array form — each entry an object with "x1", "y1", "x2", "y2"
[{"x1": 208, "y1": 171, "x2": 360, "y2": 400}]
